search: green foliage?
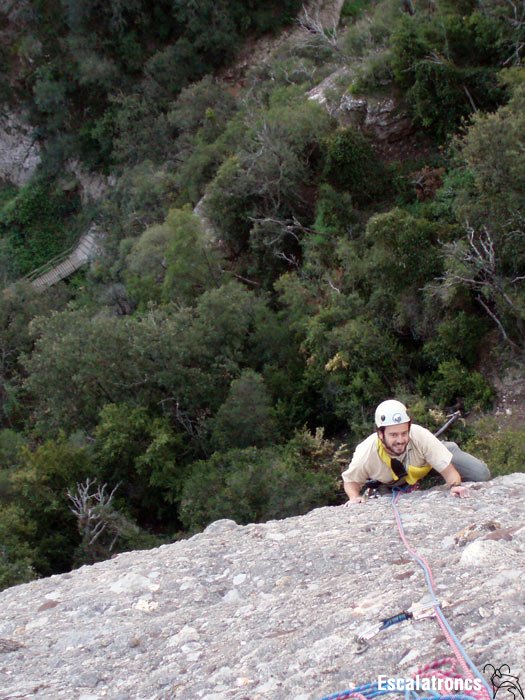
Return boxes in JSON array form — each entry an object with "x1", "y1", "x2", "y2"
[
  {"x1": 9, "y1": 436, "x2": 95, "y2": 575},
  {"x1": 390, "y1": 10, "x2": 509, "y2": 139},
  {"x1": 0, "y1": 281, "x2": 70, "y2": 427},
  {"x1": 0, "y1": 505, "x2": 37, "y2": 591},
  {"x1": 350, "y1": 49, "x2": 394, "y2": 94},
  {"x1": 0, "y1": 178, "x2": 81, "y2": 276},
  {"x1": 32, "y1": 69, "x2": 69, "y2": 131},
  {"x1": 314, "y1": 184, "x2": 354, "y2": 237},
  {"x1": 422, "y1": 312, "x2": 490, "y2": 368},
  {"x1": 169, "y1": 76, "x2": 237, "y2": 138},
  {"x1": 464, "y1": 419, "x2": 525, "y2": 477},
  {"x1": 162, "y1": 206, "x2": 223, "y2": 305},
  {"x1": 21, "y1": 0, "x2": 302, "y2": 171},
  {"x1": 169, "y1": 77, "x2": 238, "y2": 204},
  {"x1": 204, "y1": 95, "x2": 333, "y2": 271},
  {"x1": 211, "y1": 370, "x2": 277, "y2": 451},
  {"x1": 341, "y1": 0, "x2": 370, "y2": 22},
  {"x1": 179, "y1": 437, "x2": 339, "y2": 533},
  {"x1": 362, "y1": 208, "x2": 446, "y2": 335},
  {"x1": 94, "y1": 404, "x2": 184, "y2": 522},
  {"x1": 301, "y1": 314, "x2": 401, "y2": 429},
  {"x1": 103, "y1": 161, "x2": 177, "y2": 239},
  {"x1": 123, "y1": 223, "x2": 174, "y2": 306},
  {"x1": 0, "y1": 430, "x2": 26, "y2": 471},
  {"x1": 110, "y1": 94, "x2": 174, "y2": 167},
  {"x1": 432, "y1": 72, "x2": 525, "y2": 345},
  {"x1": 323, "y1": 128, "x2": 388, "y2": 205},
  {"x1": 123, "y1": 202, "x2": 225, "y2": 308},
  {"x1": 428, "y1": 359, "x2": 493, "y2": 411},
  {"x1": 407, "y1": 61, "x2": 503, "y2": 140},
  {"x1": 22, "y1": 282, "x2": 271, "y2": 435},
  {"x1": 454, "y1": 73, "x2": 525, "y2": 224},
  {"x1": 204, "y1": 156, "x2": 253, "y2": 254}
]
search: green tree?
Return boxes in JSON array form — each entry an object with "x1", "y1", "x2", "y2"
[
  {"x1": 94, "y1": 403, "x2": 184, "y2": 523},
  {"x1": 204, "y1": 94, "x2": 333, "y2": 281},
  {"x1": 362, "y1": 208, "x2": 447, "y2": 336},
  {"x1": 22, "y1": 282, "x2": 272, "y2": 437},
  {"x1": 162, "y1": 206, "x2": 223, "y2": 305},
  {"x1": 179, "y1": 440, "x2": 338, "y2": 533},
  {"x1": 0, "y1": 505, "x2": 37, "y2": 590},
  {"x1": 211, "y1": 370, "x2": 277, "y2": 451},
  {"x1": 323, "y1": 127, "x2": 387, "y2": 205},
  {"x1": 454, "y1": 71, "x2": 525, "y2": 224},
  {"x1": 9, "y1": 437, "x2": 95, "y2": 575}
]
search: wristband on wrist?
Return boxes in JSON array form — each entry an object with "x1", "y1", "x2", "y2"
[{"x1": 447, "y1": 481, "x2": 462, "y2": 489}]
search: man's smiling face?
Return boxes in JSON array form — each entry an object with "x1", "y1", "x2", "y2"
[{"x1": 380, "y1": 422, "x2": 410, "y2": 456}]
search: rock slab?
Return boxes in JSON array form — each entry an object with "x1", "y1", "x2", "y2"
[{"x1": 0, "y1": 474, "x2": 524, "y2": 699}]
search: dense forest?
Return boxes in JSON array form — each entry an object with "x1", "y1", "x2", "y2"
[{"x1": 0, "y1": 0, "x2": 524, "y2": 590}]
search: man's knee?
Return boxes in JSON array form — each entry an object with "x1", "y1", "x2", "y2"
[
  {"x1": 474, "y1": 462, "x2": 491, "y2": 481},
  {"x1": 444, "y1": 441, "x2": 491, "y2": 482}
]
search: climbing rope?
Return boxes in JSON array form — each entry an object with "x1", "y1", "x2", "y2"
[
  {"x1": 390, "y1": 488, "x2": 493, "y2": 700},
  {"x1": 319, "y1": 488, "x2": 494, "y2": 700}
]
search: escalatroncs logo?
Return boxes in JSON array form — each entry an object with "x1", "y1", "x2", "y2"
[{"x1": 484, "y1": 664, "x2": 524, "y2": 700}]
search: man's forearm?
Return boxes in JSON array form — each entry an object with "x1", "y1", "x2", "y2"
[
  {"x1": 343, "y1": 481, "x2": 363, "y2": 502},
  {"x1": 440, "y1": 462, "x2": 469, "y2": 498},
  {"x1": 441, "y1": 463, "x2": 462, "y2": 486}
]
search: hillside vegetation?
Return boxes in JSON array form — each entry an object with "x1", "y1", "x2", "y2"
[{"x1": 0, "y1": 0, "x2": 524, "y2": 590}]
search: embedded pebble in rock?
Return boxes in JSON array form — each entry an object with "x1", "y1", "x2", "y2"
[{"x1": 0, "y1": 474, "x2": 524, "y2": 699}]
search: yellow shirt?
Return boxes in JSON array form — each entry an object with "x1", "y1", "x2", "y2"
[{"x1": 341, "y1": 424, "x2": 453, "y2": 486}]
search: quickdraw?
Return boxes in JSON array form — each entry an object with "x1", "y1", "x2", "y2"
[{"x1": 353, "y1": 598, "x2": 437, "y2": 655}]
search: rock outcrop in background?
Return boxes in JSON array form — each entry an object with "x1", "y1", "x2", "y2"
[
  {"x1": 0, "y1": 112, "x2": 41, "y2": 187},
  {"x1": 1, "y1": 474, "x2": 523, "y2": 700}
]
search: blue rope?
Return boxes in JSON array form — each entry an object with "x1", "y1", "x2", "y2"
[{"x1": 319, "y1": 684, "x2": 481, "y2": 700}]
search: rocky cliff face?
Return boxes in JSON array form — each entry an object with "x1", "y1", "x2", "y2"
[
  {"x1": 0, "y1": 473, "x2": 523, "y2": 700},
  {"x1": 0, "y1": 112, "x2": 41, "y2": 187}
]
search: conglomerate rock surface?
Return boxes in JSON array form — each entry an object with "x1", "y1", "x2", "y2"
[{"x1": 1, "y1": 473, "x2": 524, "y2": 700}]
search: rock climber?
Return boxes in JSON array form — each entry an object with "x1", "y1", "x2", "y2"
[{"x1": 342, "y1": 399, "x2": 490, "y2": 505}]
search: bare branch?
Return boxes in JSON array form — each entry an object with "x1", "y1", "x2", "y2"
[{"x1": 297, "y1": 4, "x2": 340, "y2": 49}]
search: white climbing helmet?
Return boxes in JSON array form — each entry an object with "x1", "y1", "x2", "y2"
[{"x1": 375, "y1": 400, "x2": 410, "y2": 428}]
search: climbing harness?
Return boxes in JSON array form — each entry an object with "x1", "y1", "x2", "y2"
[
  {"x1": 319, "y1": 485, "x2": 494, "y2": 700},
  {"x1": 376, "y1": 439, "x2": 433, "y2": 485}
]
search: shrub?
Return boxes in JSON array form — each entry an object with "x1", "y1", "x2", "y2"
[
  {"x1": 362, "y1": 208, "x2": 446, "y2": 335},
  {"x1": 341, "y1": 0, "x2": 370, "y2": 22},
  {"x1": 178, "y1": 443, "x2": 338, "y2": 533},
  {"x1": 0, "y1": 178, "x2": 81, "y2": 276},
  {"x1": 323, "y1": 127, "x2": 388, "y2": 205},
  {"x1": 350, "y1": 49, "x2": 394, "y2": 93},
  {"x1": 110, "y1": 93, "x2": 174, "y2": 166},
  {"x1": 429, "y1": 359, "x2": 494, "y2": 411},
  {"x1": 407, "y1": 61, "x2": 503, "y2": 140},
  {"x1": 211, "y1": 370, "x2": 277, "y2": 451},
  {"x1": 10, "y1": 437, "x2": 95, "y2": 576},
  {"x1": 102, "y1": 161, "x2": 177, "y2": 240},
  {"x1": 94, "y1": 403, "x2": 184, "y2": 523},
  {"x1": 463, "y1": 419, "x2": 525, "y2": 477},
  {"x1": 422, "y1": 312, "x2": 490, "y2": 368},
  {"x1": 314, "y1": 184, "x2": 355, "y2": 236},
  {"x1": 203, "y1": 156, "x2": 253, "y2": 254},
  {"x1": 0, "y1": 505, "x2": 37, "y2": 591}
]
